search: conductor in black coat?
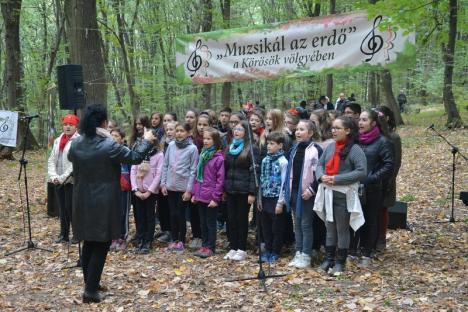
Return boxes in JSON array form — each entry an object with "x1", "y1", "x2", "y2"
[{"x1": 68, "y1": 104, "x2": 156, "y2": 303}]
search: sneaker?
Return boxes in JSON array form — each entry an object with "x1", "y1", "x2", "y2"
[
  {"x1": 359, "y1": 256, "x2": 371, "y2": 268},
  {"x1": 223, "y1": 249, "x2": 237, "y2": 260},
  {"x1": 269, "y1": 253, "x2": 280, "y2": 263},
  {"x1": 115, "y1": 239, "x2": 127, "y2": 251},
  {"x1": 167, "y1": 241, "x2": 178, "y2": 251},
  {"x1": 295, "y1": 253, "x2": 311, "y2": 269},
  {"x1": 157, "y1": 231, "x2": 172, "y2": 243},
  {"x1": 188, "y1": 238, "x2": 202, "y2": 249},
  {"x1": 174, "y1": 241, "x2": 184, "y2": 253},
  {"x1": 288, "y1": 251, "x2": 302, "y2": 267},
  {"x1": 137, "y1": 241, "x2": 151, "y2": 254},
  {"x1": 260, "y1": 252, "x2": 271, "y2": 263},
  {"x1": 231, "y1": 249, "x2": 247, "y2": 261},
  {"x1": 110, "y1": 240, "x2": 118, "y2": 251},
  {"x1": 194, "y1": 247, "x2": 214, "y2": 258}
]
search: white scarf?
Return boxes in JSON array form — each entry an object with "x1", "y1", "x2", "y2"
[{"x1": 313, "y1": 182, "x2": 365, "y2": 231}]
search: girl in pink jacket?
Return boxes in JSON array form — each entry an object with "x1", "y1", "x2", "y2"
[{"x1": 130, "y1": 140, "x2": 164, "y2": 253}]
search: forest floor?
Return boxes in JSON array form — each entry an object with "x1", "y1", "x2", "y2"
[{"x1": 0, "y1": 120, "x2": 467, "y2": 311}]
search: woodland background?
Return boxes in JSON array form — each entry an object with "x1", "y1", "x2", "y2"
[
  {"x1": 0, "y1": 1, "x2": 467, "y2": 310},
  {"x1": 0, "y1": 0, "x2": 466, "y2": 157}
]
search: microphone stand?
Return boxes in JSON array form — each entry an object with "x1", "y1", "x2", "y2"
[
  {"x1": 226, "y1": 110, "x2": 287, "y2": 292},
  {"x1": 429, "y1": 125, "x2": 467, "y2": 223},
  {"x1": 6, "y1": 116, "x2": 52, "y2": 256}
]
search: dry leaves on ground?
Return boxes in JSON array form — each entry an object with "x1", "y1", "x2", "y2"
[{"x1": 0, "y1": 125, "x2": 466, "y2": 311}]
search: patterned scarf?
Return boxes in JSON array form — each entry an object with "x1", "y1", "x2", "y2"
[
  {"x1": 229, "y1": 138, "x2": 244, "y2": 156},
  {"x1": 196, "y1": 146, "x2": 216, "y2": 182}
]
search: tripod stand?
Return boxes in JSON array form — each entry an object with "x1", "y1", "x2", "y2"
[
  {"x1": 226, "y1": 112, "x2": 287, "y2": 292},
  {"x1": 429, "y1": 125, "x2": 467, "y2": 223},
  {"x1": 6, "y1": 115, "x2": 52, "y2": 256}
]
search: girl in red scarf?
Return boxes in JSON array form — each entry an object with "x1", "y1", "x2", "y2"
[
  {"x1": 316, "y1": 116, "x2": 367, "y2": 276},
  {"x1": 47, "y1": 114, "x2": 79, "y2": 243}
]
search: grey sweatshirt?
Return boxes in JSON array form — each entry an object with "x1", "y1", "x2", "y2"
[
  {"x1": 161, "y1": 141, "x2": 199, "y2": 193},
  {"x1": 316, "y1": 142, "x2": 367, "y2": 185}
]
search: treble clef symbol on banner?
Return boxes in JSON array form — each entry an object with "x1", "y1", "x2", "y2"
[
  {"x1": 0, "y1": 117, "x2": 9, "y2": 133},
  {"x1": 186, "y1": 39, "x2": 203, "y2": 77},
  {"x1": 360, "y1": 15, "x2": 384, "y2": 62}
]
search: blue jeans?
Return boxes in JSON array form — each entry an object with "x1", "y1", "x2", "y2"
[{"x1": 290, "y1": 192, "x2": 314, "y2": 256}]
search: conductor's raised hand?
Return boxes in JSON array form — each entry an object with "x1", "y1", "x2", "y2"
[{"x1": 143, "y1": 127, "x2": 157, "y2": 143}]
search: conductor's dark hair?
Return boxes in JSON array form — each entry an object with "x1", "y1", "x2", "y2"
[{"x1": 79, "y1": 104, "x2": 108, "y2": 137}]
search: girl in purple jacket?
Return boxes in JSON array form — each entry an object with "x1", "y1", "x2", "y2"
[
  {"x1": 130, "y1": 139, "x2": 164, "y2": 254},
  {"x1": 191, "y1": 128, "x2": 225, "y2": 258}
]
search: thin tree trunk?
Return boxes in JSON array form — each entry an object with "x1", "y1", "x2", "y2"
[
  {"x1": 326, "y1": 0, "x2": 336, "y2": 100},
  {"x1": 380, "y1": 69, "x2": 404, "y2": 125},
  {"x1": 442, "y1": 0, "x2": 463, "y2": 128},
  {"x1": 220, "y1": 0, "x2": 231, "y2": 108},
  {"x1": 201, "y1": 0, "x2": 213, "y2": 108}
]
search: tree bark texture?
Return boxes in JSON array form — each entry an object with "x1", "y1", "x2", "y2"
[
  {"x1": 442, "y1": 0, "x2": 463, "y2": 128},
  {"x1": 380, "y1": 69, "x2": 404, "y2": 125},
  {"x1": 64, "y1": 0, "x2": 107, "y2": 108},
  {"x1": 220, "y1": 0, "x2": 231, "y2": 108}
]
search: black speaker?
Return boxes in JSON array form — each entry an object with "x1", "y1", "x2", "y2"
[
  {"x1": 57, "y1": 64, "x2": 85, "y2": 110},
  {"x1": 388, "y1": 201, "x2": 408, "y2": 230}
]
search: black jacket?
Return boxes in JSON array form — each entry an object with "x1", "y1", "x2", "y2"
[
  {"x1": 224, "y1": 145, "x2": 259, "y2": 195},
  {"x1": 68, "y1": 133, "x2": 152, "y2": 242},
  {"x1": 359, "y1": 134, "x2": 394, "y2": 188}
]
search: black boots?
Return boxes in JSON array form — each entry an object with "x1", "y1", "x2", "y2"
[
  {"x1": 330, "y1": 249, "x2": 348, "y2": 276},
  {"x1": 319, "y1": 246, "x2": 336, "y2": 272},
  {"x1": 82, "y1": 290, "x2": 104, "y2": 303}
]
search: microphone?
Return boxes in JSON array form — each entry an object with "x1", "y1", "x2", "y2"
[
  {"x1": 426, "y1": 124, "x2": 434, "y2": 130},
  {"x1": 20, "y1": 114, "x2": 39, "y2": 120}
]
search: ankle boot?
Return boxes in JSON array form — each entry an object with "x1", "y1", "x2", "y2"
[
  {"x1": 330, "y1": 249, "x2": 348, "y2": 276},
  {"x1": 319, "y1": 246, "x2": 335, "y2": 272},
  {"x1": 82, "y1": 290, "x2": 104, "y2": 303}
]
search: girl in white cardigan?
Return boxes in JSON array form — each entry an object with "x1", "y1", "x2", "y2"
[{"x1": 47, "y1": 114, "x2": 80, "y2": 243}]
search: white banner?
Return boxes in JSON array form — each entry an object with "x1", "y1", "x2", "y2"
[
  {"x1": 0, "y1": 111, "x2": 18, "y2": 147},
  {"x1": 176, "y1": 11, "x2": 415, "y2": 84}
]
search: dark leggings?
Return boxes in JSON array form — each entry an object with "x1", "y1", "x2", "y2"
[
  {"x1": 168, "y1": 191, "x2": 188, "y2": 243},
  {"x1": 198, "y1": 202, "x2": 218, "y2": 251},
  {"x1": 55, "y1": 183, "x2": 73, "y2": 238},
  {"x1": 189, "y1": 202, "x2": 201, "y2": 238},
  {"x1": 133, "y1": 193, "x2": 157, "y2": 242},
  {"x1": 157, "y1": 194, "x2": 171, "y2": 232},
  {"x1": 226, "y1": 193, "x2": 250, "y2": 251},
  {"x1": 351, "y1": 187, "x2": 382, "y2": 257},
  {"x1": 81, "y1": 241, "x2": 111, "y2": 292}
]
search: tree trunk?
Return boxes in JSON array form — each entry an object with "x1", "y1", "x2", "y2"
[
  {"x1": 1, "y1": 0, "x2": 23, "y2": 112},
  {"x1": 326, "y1": 0, "x2": 336, "y2": 100},
  {"x1": 442, "y1": 0, "x2": 463, "y2": 128},
  {"x1": 380, "y1": 69, "x2": 404, "y2": 125},
  {"x1": 64, "y1": 0, "x2": 107, "y2": 109},
  {"x1": 201, "y1": 0, "x2": 213, "y2": 108},
  {"x1": 220, "y1": 0, "x2": 231, "y2": 108},
  {"x1": 368, "y1": 72, "x2": 377, "y2": 107},
  {"x1": 1, "y1": 0, "x2": 28, "y2": 158},
  {"x1": 112, "y1": 0, "x2": 140, "y2": 117}
]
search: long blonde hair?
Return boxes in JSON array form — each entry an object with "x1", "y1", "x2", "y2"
[{"x1": 260, "y1": 109, "x2": 284, "y2": 147}]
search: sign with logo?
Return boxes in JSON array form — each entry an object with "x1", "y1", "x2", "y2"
[{"x1": 176, "y1": 11, "x2": 414, "y2": 84}]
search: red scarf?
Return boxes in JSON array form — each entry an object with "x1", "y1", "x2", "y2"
[
  {"x1": 253, "y1": 127, "x2": 265, "y2": 137},
  {"x1": 325, "y1": 140, "x2": 347, "y2": 175},
  {"x1": 59, "y1": 134, "x2": 72, "y2": 152}
]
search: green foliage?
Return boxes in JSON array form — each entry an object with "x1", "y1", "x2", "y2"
[{"x1": 0, "y1": 0, "x2": 466, "y2": 140}]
